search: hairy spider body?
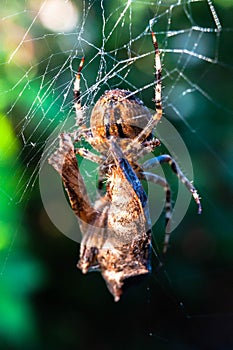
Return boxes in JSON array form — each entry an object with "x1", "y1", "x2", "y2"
[{"x1": 49, "y1": 32, "x2": 202, "y2": 301}]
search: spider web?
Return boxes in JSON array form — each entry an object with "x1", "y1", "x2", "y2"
[{"x1": 1, "y1": 0, "x2": 233, "y2": 348}]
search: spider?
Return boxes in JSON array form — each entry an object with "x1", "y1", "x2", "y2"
[{"x1": 48, "y1": 32, "x2": 202, "y2": 302}]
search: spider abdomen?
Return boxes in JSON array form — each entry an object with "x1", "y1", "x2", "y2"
[{"x1": 90, "y1": 89, "x2": 152, "y2": 142}]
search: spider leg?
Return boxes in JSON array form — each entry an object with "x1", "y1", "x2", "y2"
[
  {"x1": 73, "y1": 128, "x2": 109, "y2": 154},
  {"x1": 48, "y1": 133, "x2": 98, "y2": 230},
  {"x1": 131, "y1": 32, "x2": 162, "y2": 145},
  {"x1": 73, "y1": 127, "x2": 92, "y2": 142},
  {"x1": 74, "y1": 57, "x2": 85, "y2": 127},
  {"x1": 142, "y1": 171, "x2": 172, "y2": 254},
  {"x1": 125, "y1": 137, "x2": 161, "y2": 161},
  {"x1": 142, "y1": 154, "x2": 202, "y2": 214},
  {"x1": 75, "y1": 148, "x2": 105, "y2": 164},
  {"x1": 75, "y1": 147, "x2": 107, "y2": 195}
]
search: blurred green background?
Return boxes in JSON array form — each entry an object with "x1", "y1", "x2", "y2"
[{"x1": 0, "y1": 1, "x2": 232, "y2": 349}]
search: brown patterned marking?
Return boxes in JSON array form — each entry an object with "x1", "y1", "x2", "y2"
[{"x1": 90, "y1": 89, "x2": 153, "y2": 143}]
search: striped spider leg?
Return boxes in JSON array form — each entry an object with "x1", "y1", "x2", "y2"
[
  {"x1": 121, "y1": 32, "x2": 202, "y2": 253},
  {"x1": 142, "y1": 155, "x2": 202, "y2": 253}
]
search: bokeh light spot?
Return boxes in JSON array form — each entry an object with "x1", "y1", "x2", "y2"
[{"x1": 39, "y1": 0, "x2": 79, "y2": 33}]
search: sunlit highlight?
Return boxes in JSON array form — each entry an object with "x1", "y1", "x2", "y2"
[{"x1": 39, "y1": 0, "x2": 79, "y2": 32}]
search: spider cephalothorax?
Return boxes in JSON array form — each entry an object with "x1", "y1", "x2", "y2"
[{"x1": 49, "y1": 32, "x2": 201, "y2": 301}]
